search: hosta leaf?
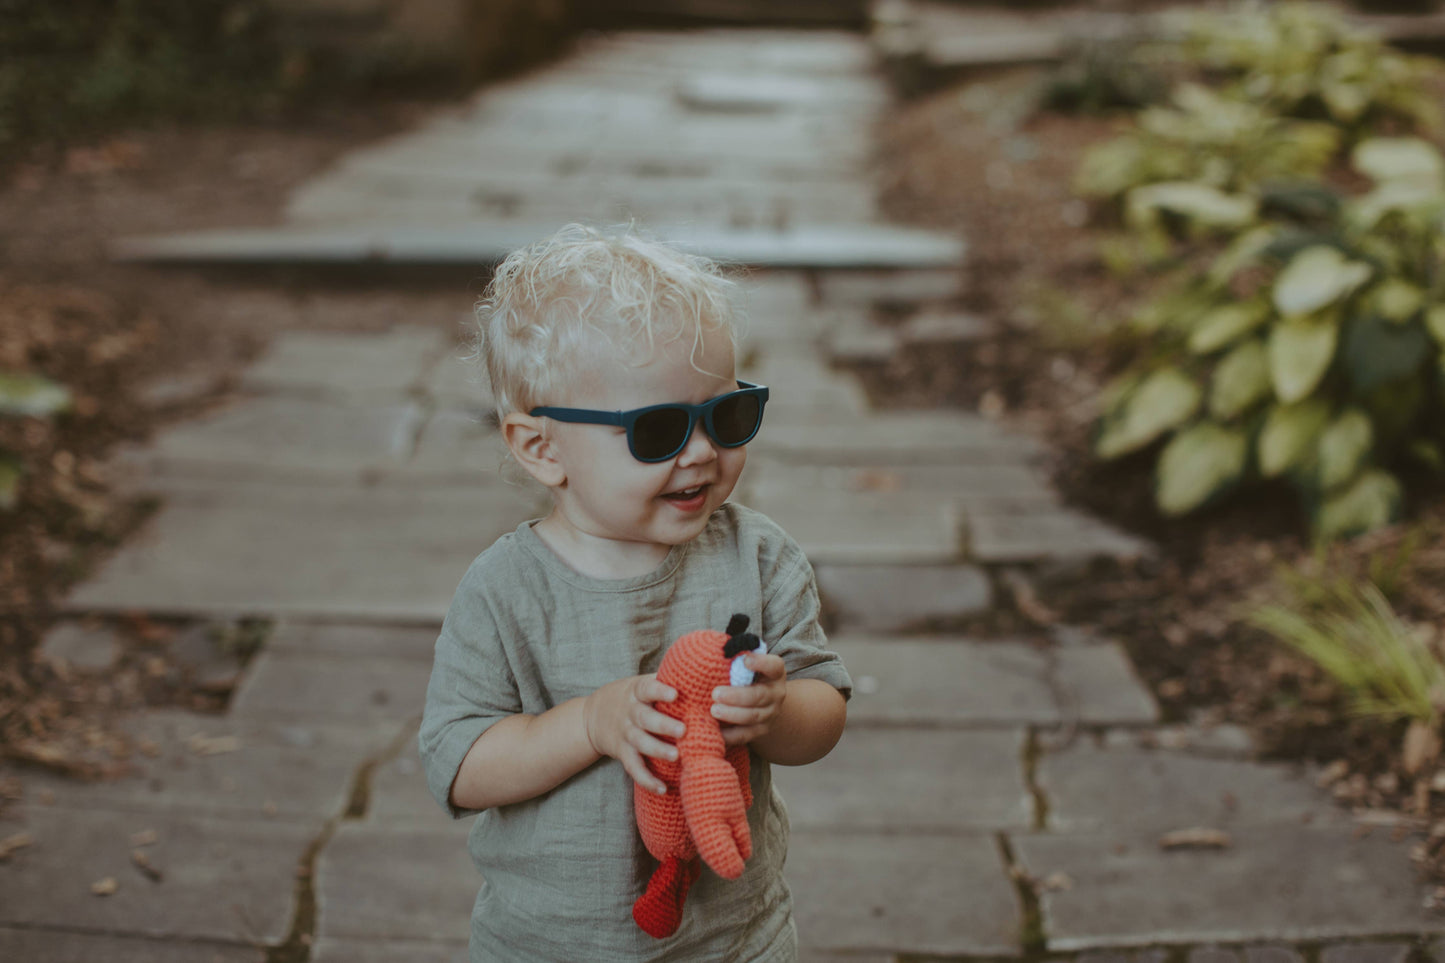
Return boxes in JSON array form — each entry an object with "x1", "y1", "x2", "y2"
[
  {"x1": 1259, "y1": 398, "x2": 1331, "y2": 477},
  {"x1": 1207, "y1": 226, "x2": 1282, "y2": 287},
  {"x1": 0, "y1": 454, "x2": 20, "y2": 511},
  {"x1": 1209, "y1": 338, "x2": 1271, "y2": 419},
  {"x1": 1343, "y1": 315, "x2": 1431, "y2": 393},
  {"x1": 1351, "y1": 137, "x2": 1445, "y2": 188},
  {"x1": 1127, "y1": 182, "x2": 1259, "y2": 231},
  {"x1": 1426, "y1": 305, "x2": 1445, "y2": 344},
  {"x1": 1155, "y1": 421, "x2": 1248, "y2": 516},
  {"x1": 1369, "y1": 278, "x2": 1424, "y2": 322},
  {"x1": 1272, "y1": 246, "x2": 1372, "y2": 317},
  {"x1": 0, "y1": 372, "x2": 71, "y2": 418},
  {"x1": 1189, "y1": 300, "x2": 1272, "y2": 354},
  {"x1": 1322, "y1": 80, "x2": 1369, "y2": 123},
  {"x1": 1258, "y1": 183, "x2": 1342, "y2": 225},
  {"x1": 1317, "y1": 408, "x2": 1374, "y2": 491},
  {"x1": 1350, "y1": 180, "x2": 1445, "y2": 232},
  {"x1": 1095, "y1": 367, "x2": 1202, "y2": 459},
  {"x1": 1313, "y1": 468, "x2": 1402, "y2": 541},
  {"x1": 1268, "y1": 312, "x2": 1339, "y2": 403}
]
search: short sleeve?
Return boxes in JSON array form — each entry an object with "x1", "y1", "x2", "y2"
[
  {"x1": 759, "y1": 539, "x2": 853, "y2": 701},
  {"x1": 418, "y1": 559, "x2": 524, "y2": 818}
]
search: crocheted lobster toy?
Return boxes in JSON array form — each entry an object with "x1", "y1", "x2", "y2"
[{"x1": 632, "y1": 613, "x2": 767, "y2": 939}]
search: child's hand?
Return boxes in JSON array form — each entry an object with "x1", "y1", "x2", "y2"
[
  {"x1": 711, "y1": 653, "x2": 788, "y2": 747},
  {"x1": 583, "y1": 674, "x2": 684, "y2": 795}
]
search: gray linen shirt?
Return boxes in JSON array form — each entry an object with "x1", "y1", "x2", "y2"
[{"x1": 420, "y1": 502, "x2": 853, "y2": 963}]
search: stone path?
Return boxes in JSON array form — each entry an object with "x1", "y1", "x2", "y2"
[{"x1": 4, "y1": 25, "x2": 1444, "y2": 963}]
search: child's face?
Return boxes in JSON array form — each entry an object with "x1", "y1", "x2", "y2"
[{"x1": 542, "y1": 322, "x2": 748, "y2": 562}]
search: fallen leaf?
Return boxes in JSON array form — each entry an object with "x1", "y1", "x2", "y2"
[
  {"x1": 131, "y1": 848, "x2": 163, "y2": 882},
  {"x1": 849, "y1": 468, "x2": 903, "y2": 493},
  {"x1": 0, "y1": 831, "x2": 34, "y2": 860},
  {"x1": 1403, "y1": 720, "x2": 1441, "y2": 776},
  {"x1": 1158, "y1": 827, "x2": 1231, "y2": 851},
  {"x1": 91, "y1": 876, "x2": 118, "y2": 896},
  {"x1": 186, "y1": 733, "x2": 241, "y2": 756},
  {"x1": 1040, "y1": 871, "x2": 1073, "y2": 892}
]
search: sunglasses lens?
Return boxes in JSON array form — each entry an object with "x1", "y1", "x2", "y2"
[
  {"x1": 712, "y1": 394, "x2": 761, "y2": 446},
  {"x1": 631, "y1": 407, "x2": 691, "y2": 460}
]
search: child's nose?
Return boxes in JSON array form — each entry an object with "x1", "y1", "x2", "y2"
[{"x1": 675, "y1": 423, "x2": 719, "y2": 466}]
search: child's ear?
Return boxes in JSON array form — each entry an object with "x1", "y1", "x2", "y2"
[{"x1": 502, "y1": 413, "x2": 566, "y2": 488}]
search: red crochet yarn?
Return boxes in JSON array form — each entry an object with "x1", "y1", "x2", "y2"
[{"x1": 632, "y1": 615, "x2": 761, "y2": 939}]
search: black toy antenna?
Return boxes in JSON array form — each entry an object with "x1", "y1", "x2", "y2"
[{"x1": 722, "y1": 613, "x2": 761, "y2": 659}]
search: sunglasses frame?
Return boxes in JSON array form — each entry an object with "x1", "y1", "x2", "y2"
[{"x1": 529, "y1": 381, "x2": 770, "y2": 463}]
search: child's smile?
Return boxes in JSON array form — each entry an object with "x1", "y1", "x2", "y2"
[{"x1": 532, "y1": 323, "x2": 749, "y2": 578}]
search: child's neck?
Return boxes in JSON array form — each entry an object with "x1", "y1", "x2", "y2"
[{"x1": 533, "y1": 513, "x2": 672, "y2": 580}]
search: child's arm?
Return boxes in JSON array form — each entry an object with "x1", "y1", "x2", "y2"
[
  {"x1": 711, "y1": 654, "x2": 846, "y2": 766},
  {"x1": 448, "y1": 674, "x2": 685, "y2": 811}
]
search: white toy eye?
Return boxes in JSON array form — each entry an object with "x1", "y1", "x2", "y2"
[{"x1": 729, "y1": 641, "x2": 767, "y2": 687}]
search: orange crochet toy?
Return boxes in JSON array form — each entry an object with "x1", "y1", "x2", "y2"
[{"x1": 632, "y1": 613, "x2": 765, "y2": 939}]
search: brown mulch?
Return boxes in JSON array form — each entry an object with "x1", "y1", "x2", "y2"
[
  {"x1": 871, "y1": 67, "x2": 1445, "y2": 898},
  {"x1": 0, "y1": 99, "x2": 464, "y2": 780}
]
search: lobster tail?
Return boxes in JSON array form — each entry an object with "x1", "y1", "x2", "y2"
[{"x1": 632, "y1": 855, "x2": 701, "y2": 939}]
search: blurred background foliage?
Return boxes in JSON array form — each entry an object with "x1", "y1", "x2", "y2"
[
  {"x1": 1077, "y1": 2, "x2": 1445, "y2": 540},
  {"x1": 0, "y1": 0, "x2": 576, "y2": 164}
]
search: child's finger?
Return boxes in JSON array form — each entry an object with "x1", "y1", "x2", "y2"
[
  {"x1": 721, "y1": 723, "x2": 766, "y2": 747},
  {"x1": 710, "y1": 701, "x2": 762, "y2": 725},
  {"x1": 636, "y1": 705, "x2": 685, "y2": 740},
  {"x1": 629, "y1": 727, "x2": 680, "y2": 763},
  {"x1": 744, "y1": 653, "x2": 786, "y2": 680},
  {"x1": 635, "y1": 677, "x2": 677, "y2": 704},
  {"x1": 623, "y1": 748, "x2": 668, "y2": 794},
  {"x1": 712, "y1": 684, "x2": 767, "y2": 707}
]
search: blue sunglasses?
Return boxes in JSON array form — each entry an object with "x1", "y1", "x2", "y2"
[{"x1": 530, "y1": 381, "x2": 769, "y2": 463}]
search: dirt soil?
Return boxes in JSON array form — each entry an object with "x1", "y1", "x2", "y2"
[
  {"x1": 0, "y1": 98, "x2": 478, "y2": 780},
  {"x1": 872, "y1": 68, "x2": 1445, "y2": 901}
]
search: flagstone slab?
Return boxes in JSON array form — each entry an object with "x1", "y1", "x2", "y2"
[
  {"x1": 676, "y1": 72, "x2": 882, "y2": 112},
  {"x1": 396, "y1": 409, "x2": 523, "y2": 484},
  {"x1": 815, "y1": 563, "x2": 993, "y2": 631},
  {"x1": 750, "y1": 411, "x2": 1041, "y2": 464},
  {"x1": 1036, "y1": 742, "x2": 1341, "y2": 836},
  {"x1": 0, "y1": 806, "x2": 318, "y2": 944},
  {"x1": 315, "y1": 823, "x2": 475, "y2": 943},
  {"x1": 0, "y1": 928, "x2": 263, "y2": 963},
  {"x1": 736, "y1": 491, "x2": 961, "y2": 564},
  {"x1": 825, "y1": 637, "x2": 1056, "y2": 726},
  {"x1": 744, "y1": 461, "x2": 1056, "y2": 509},
  {"x1": 815, "y1": 267, "x2": 968, "y2": 305},
  {"x1": 140, "y1": 396, "x2": 425, "y2": 483},
  {"x1": 312, "y1": 937, "x2": 468, "y2": 963},
  {"x1": 417, "y1": 344, "x2": 493, "y2": 413},
  {"x1": 1054, "y1": 643, "x2": 1160, "y2": 726},
  {"x1": 242, "y1": 328, "x2": 447, "y2": 398},
  {"x1": 1011, "y1": 826, "x2": 1445, "y2": 949},
  {"x1": 965, "y1": 507, "x2": 1153, "y2": 564},
  {"x1": 788, "y1": 829, "x2": 1021, "y2": 957},
  {"x1": 774, "y1": 728, "x2": 1033, "y2": 830},
  {"x1": 264, "y1": 621, "x2": 440, "y2": 660},
  {"x1": 114, "y1": 223, "x2": 966, "y2": 270},
  {"x1": 4, "y1": 710, "x2": 402, "y2": 821},
  {"x1": 364, "y1": 737, "x2": 446, "y2": 827},
  {"x1": 230, "y1": 651, "x2": 432, "y2": 723},
  {"x1": 65, "y1": 482, "x2": 536, "y2": 621}
]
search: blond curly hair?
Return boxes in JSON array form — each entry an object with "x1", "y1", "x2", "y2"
[{"x1": 475, "y1": 224, "x2": 742, "y2": 419}]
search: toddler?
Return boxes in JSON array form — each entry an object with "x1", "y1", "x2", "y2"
[{"x1": 419, "y1": 224, "x2": 852, "y2": 962}]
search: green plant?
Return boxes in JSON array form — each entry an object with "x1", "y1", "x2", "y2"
[
  {"x1": 1076, "y1": 82, "x2": 1341, "y2": 204},
  {"x1": 1076, "y1": 2, "x2": 1443, "y2": 208},
  {"x1": 0, "y1": 371, "x2": 71, "y2": 510},
  {"x1": 1175, "y1": 1, "x2": 1442, "y2": 133},
  {"x1": 1093, "y1": 137, "x2": 1445, "y2": 538},
  {"x1": 1248, "y1": 578, "x2": 1445, "y2": 727}
]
